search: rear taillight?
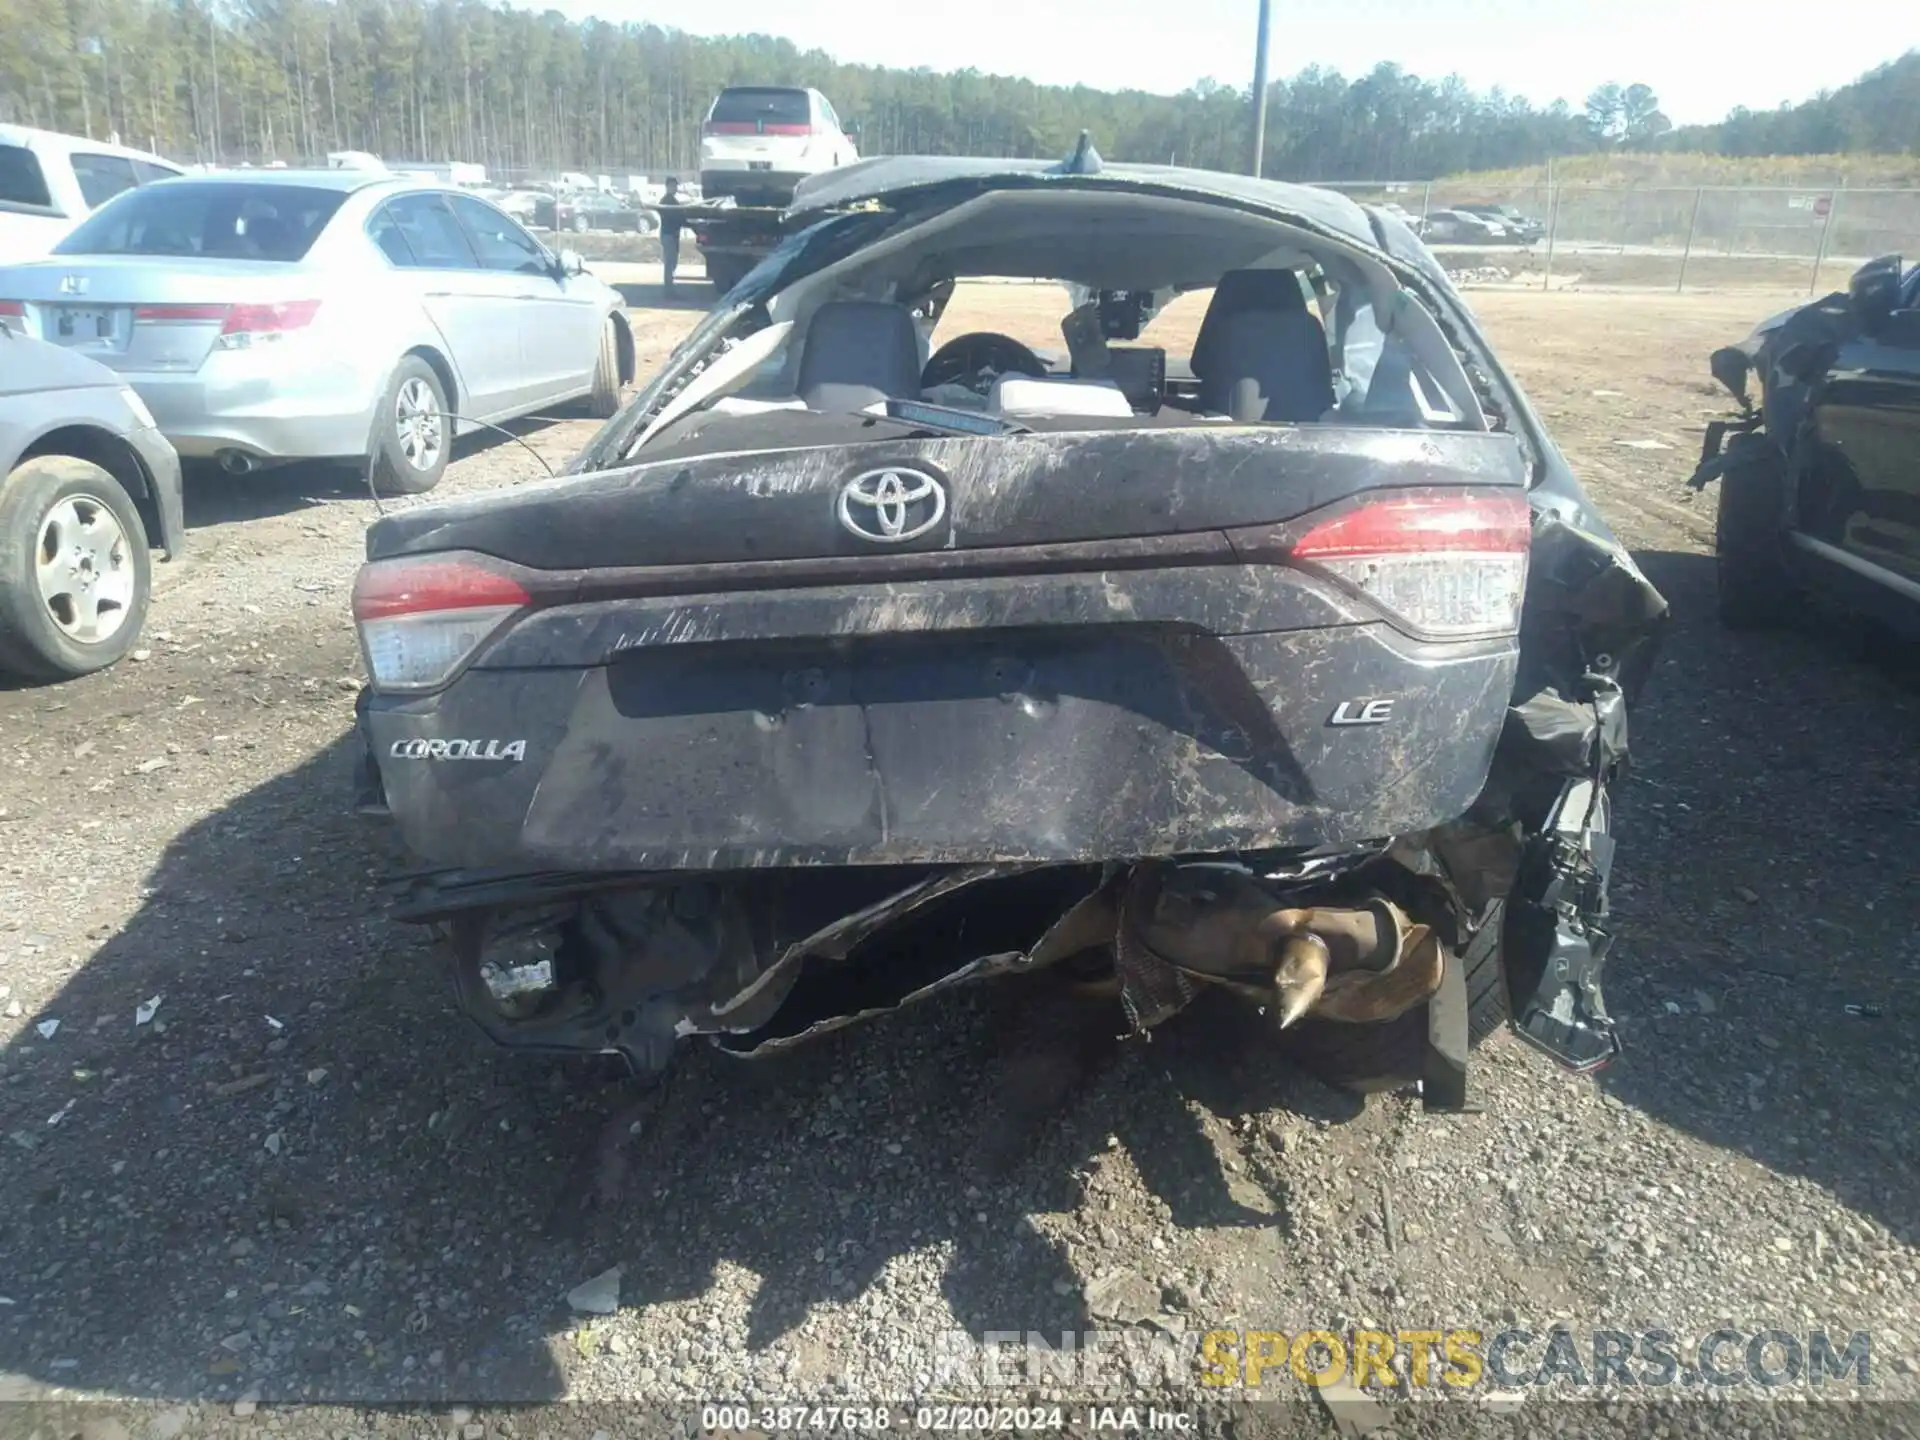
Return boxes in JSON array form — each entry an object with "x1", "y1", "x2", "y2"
[
  {"x1": 1288, "y1": 489, "x2": 1531, "y2": 638},
  {"x1": 214, "y1": 300, "x2": 321, "y2": 350},
  {"x1": 352, "y1": 552, "x2": 532, "y2": 693},
  {"x1": 0, "y1": 299, "x2": 23, "y2": 335}
]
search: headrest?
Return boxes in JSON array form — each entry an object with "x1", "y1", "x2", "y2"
[
  {"x1": 797, "y1": 300, "x2": 923, "y2": 412},
  {"x1": 1193, "y1": 269, "x2": 1308, "y2": 378}
]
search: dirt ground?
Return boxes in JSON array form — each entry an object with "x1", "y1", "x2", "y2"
[{"x1": 1, "y1": 281, "x2": 1917, "y2": 1437}]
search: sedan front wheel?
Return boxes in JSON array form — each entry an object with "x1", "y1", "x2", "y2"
[{"x1": 587, "y1": 318, "x2": 623, "y2": 418}]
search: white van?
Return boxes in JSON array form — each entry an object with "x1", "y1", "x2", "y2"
[
  {"x1": 697, "y1": 87, "x2": 858, "y2": 206},
  {"x1": 0, "y1": 126, "x2": 185, "y2": 264}
]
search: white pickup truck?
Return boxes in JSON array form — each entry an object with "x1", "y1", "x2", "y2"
[{"x1": 0, "y1": 126, "x2": 184, "y2": 264}]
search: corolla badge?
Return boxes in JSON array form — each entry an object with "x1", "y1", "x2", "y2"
[
  {"x1": 389, "y1": 738, "x2": 526, "y2": 761},
  {"x1": 836, "y1": 467, "x2": 947, "y2": 544}
]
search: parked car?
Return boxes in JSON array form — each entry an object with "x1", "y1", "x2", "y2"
[
  {"x1": 1457, "y1": 203, "x2": 1544, "y2": 244},
  {"x1": 0, "y1": 328, "x2": 184, "y2": 679},
  {"x1": 0, "y1": 169, "x2": 633, "y2": 495},
  {"x1": 554, "y1": 189, "x2": 657, "y2": 235},
  {"x1": 1420, "y1": 208, "x2": 1509, "y2": 245},
  {"x1": 698, "y1": 85, "x2": 858, "y2": 206},
  {"x1": 348, "y1": 148, "x2": 1666, "y2": 1101},
  {"x1": 1691, "y1": 254, "x2": 1920, "y2": 637},
  {"x1": 489, "y1": 188, "x2": 546, "y2": 223},
  {"x1": 0, "y1": 125, "x2": 184, "y2": 264}
]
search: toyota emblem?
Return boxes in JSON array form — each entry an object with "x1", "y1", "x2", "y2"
[{"x1": 836, "y1": 467, "x2": 947, "y2": 544}]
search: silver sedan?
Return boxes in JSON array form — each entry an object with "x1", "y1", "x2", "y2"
[{"x1": 0, "y1": 171, "x2": 633, "y2": 494}]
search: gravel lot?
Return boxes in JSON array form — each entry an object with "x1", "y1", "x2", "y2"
[{"x1": 1, "y1": 280, "x2": 1916, "y2": 1437}]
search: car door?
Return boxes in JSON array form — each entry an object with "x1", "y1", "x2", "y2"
[
  {"x1": 446, "y1": 191, "x2": 601, "y2": 408},
  {"x1": 1807, "y1": 265, "x2": 1920, "y2": 591},
  {"x1": 373, "y1": 191, "x2": 521, "y2": 418}
]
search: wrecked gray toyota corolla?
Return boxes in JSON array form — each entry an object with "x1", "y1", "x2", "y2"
[{"x1": 348, "y1": 148, "x2": 1667, "y2": 1104}]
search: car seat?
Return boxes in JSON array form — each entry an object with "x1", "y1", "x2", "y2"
[
  {"x1": 796, "y1": 301, "x2": 924, "y2": 412},
  {"x1": 1191, "y1": 269, "x2": 1336, "y2": 423}
]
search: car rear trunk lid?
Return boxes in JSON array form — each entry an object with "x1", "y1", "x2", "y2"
[
  {"x1": 365, "y1": 424, "x2": 1528, "y2": 572},
  {"x1": 0, "y1": 257, "x2": 318, "y2": 371}
]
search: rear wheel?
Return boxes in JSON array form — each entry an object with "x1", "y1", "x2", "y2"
[
  {"x1": 370, "y1": 357, "x2": 451, "y2": 497},
  {"x1": 1281, "y1": 899, "x2": 1509, "y2": 1093},
  {"x1": 587, "y1": 318, "x2": 623, "y2": 418},
  {"x1": 0, "y1": 456, "x2": 152, "y2": 681},
  {"x1": 1714, "y1": 433, "x2": 1796, "y2": 629}
]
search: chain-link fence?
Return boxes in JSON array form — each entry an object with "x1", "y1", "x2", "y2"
[{"x1": 1308, "y1": 180, "x2": 1919, "y2": 293}]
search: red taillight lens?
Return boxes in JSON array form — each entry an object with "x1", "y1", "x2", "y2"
[
  {"x1": 221, "y1": 299, "x2": 321, "y2": 336},
  {"x1": 0, "y1": 300, "x2": 23, "y2": 316},
  {"x1": 352, "y1": 554, "x2": 532, "y2": 692},
  {"x1": 1291, "y1": 490, "x2": 1532, "y2": 558},
  {"x1": 1288, "y1": 490, "x2": 1532, "y2": 638},
  {"x1": 352, "y1": 556, "x2": 531, "y2": 621},
  {"x1": 135, "y1": 303, "x2": 230, "y2": 323}
]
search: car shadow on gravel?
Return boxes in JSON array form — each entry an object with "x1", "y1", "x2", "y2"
[
  {"x1": 580, "y1": 984, "x2": 1365, "y2": 1358},
  {"x1": 179, "y1": 417, "x2": 591, "y2": 532},
  {"x1": 0, "y1": 731, "x2": 1367, "y2": 1404},
  {"x1": 7, "y1": 544, "x2": 1910, "y2": 1407},
  {"x1": 1593, "y1": 547, "x2": 1920, "y2": 1247}
]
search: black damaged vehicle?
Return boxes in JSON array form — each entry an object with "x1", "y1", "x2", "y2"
[
  {"x1": 1692, "y1": 254, "x2": 1920, "y2": 636},
  {"x1": 348, "y1": 147, "x2": 1667, "y2": 1103}
]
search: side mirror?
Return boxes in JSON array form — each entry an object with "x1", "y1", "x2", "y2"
[
  {"x1": 1708, "y1": 346, "x2": 1751, "y2": 406},
  {"x1": 556, "y1": 248, "x2": 587, "y2": 277},
  {"x1": 1847, "y1": 254, "x2": 1902, "y2": 330}
]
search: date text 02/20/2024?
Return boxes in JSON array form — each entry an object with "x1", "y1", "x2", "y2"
[{"x1": 699, "y1": 1405, "x2": 1196, "y2": 1431}]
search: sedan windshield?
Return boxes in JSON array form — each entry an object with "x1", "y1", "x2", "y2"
[{"x1": 54, "y1": 183, "x2": 347, "y2": 261}]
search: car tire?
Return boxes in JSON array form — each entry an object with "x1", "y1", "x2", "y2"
[
  {"x1": 1280, "y1": 898, "x2": 1509, "y2": 1094},
  {"x1": 587, "y1": 318, "x2": 622, "y2": 418},
  {"x1": 572, "y1": 214, "x2": 590, "y2": 234},
  {"x1": 370, "y1": 357, "x2": 452, "y2": 497},
  {"x1": 0, "y1": 455, "x2": 152, "y2": 681},
  {"x1": 1714, "y1": 433, "x2": 1796, "y2": 629}
]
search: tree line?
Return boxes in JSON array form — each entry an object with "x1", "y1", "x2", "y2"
[{"x1": 0, "y1": 0, "x2": 1914, "y2": 181}]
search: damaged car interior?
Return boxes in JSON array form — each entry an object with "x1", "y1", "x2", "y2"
[
  {"x1": 353, "y1": 157, "x2": 1669, "y2": 1110},
  {"x1": 607, "y1": 184, "x2": 1491, "y2": 461}
]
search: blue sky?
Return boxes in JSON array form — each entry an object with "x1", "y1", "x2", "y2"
[{"x1": 540, "y1": 0, "x2": 1912, "y2": 127}]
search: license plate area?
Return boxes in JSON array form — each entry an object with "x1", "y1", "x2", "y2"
[
  {"x1": 747, "y1": 161, "x2": 773, "y2": 171},
  {"x1": 50, "y1": 306, "x2": 120, "y2": 346}
]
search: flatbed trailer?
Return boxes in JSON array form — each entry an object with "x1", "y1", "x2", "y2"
[{"x1": 657, "y1": 201, "x2": 789, "y2": 293}]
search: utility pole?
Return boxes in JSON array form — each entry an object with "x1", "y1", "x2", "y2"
[
  {"x1": 209, "y1": 3, "x2": 221, "y2": 164},
  {"x1": 1249, "y1": 0, "x2": 1271, "y2": 177}
]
